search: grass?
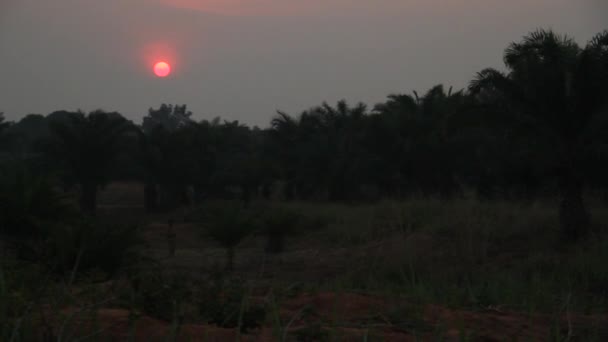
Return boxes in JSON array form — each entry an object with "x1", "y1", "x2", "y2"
[
  {"x1": 276, "y1": 198, "x2": 607, "y2": 312},
  {"x1": 2, "y1": 185, "x2": 608, "y2": 339}
]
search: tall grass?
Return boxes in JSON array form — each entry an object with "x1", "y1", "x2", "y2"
[
  {"x1": 2, "y1": 196, "x2": 607, "y2": 339},
  {"x1": 276, "y1": 197, "x2": 608, "y2": 313}
]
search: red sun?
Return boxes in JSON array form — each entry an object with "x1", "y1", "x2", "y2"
[{"x1": 154, "y1": 61, "x2": 171, "y2": 77}]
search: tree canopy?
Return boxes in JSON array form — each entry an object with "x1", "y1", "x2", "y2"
[{"x1": 2, "y1": 29, "x2": 607, "y2": 240}]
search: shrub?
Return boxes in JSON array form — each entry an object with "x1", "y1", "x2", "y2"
[
  {"x1": 199, "y1": 201, "x2": 258, "y2": 271},
  {"x1": 0, "y1": 257, "x2": 50, "y2": 341},
  {"x1": 0, "y1": 165, "x2": 77, "y2": 241},
  {"x1": 132, "y1": 269, "x2": 192, "y2": 322},
  {"x1": 45, "y1": 220, "x2": 142, "y2": 280},
  {"x1": 198, "y1": 274, "x2": 265, "y2": 332},
  {"x1": 260, "y1": 207, "x2": 301, "y2": 254}
]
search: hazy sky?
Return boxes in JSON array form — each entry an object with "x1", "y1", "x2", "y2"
[{"x1": 1, "y1": 0, "x2": 606, "y2": 127}]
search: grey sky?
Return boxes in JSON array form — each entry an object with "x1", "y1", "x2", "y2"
[{"x1": 0, "y1": 0, "x2": 606, "y2": 127}]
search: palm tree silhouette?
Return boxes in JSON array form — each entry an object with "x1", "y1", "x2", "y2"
[
  {"x1": 470, "y1": 29, "x2": 608, "y2": 240},
  {"x1": 47, "y1": 110, "x2": 134, "y2": 215},
  {"x1": 372, "y1": 85, "x2": 467, "y2": 198}
]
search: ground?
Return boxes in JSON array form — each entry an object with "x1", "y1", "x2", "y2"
[{"x1": 41, "y1": 182, "x2": 608, "y2": 340}]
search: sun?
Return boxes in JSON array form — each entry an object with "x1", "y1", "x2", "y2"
[{"x1": 154, "y1": 61, "x2": 171, "y2": 77}]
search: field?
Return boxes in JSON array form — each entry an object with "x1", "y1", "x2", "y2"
[{"x1": 3, "y1": 181, "x2": 608, "y2": 341}]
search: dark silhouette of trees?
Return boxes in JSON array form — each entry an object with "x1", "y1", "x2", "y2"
[
  {"x1": 142, "y1": 104, "x2": 193, "y2": 134},
  {"x1": 141, "y1": 105, "x2": 212, "y2": 211},
  {"x1": 470, "y1": 29, "x2": 608, "y2": 240},
  {"x1": 270, "y1": 101, "x2": 371, "y2": 201},
  {"x1": 2, "y1": 30, "x2": 606, "y2": 244},
  {"x1": 0, "y1": 163, "x2": 79, "y2": 267},
  {"x1": 0, "y1": 113, "x2": 9, "y2": 133},
  {"x1": 200, "y1": 201, "x2": 258, "y2": 271},
  {"x1": 46, "y1": 110, "x2": 135, "y2": 215},
  {"x1": 0, "y1": 164, "x2": 73, "y2": 240},
  {"x1": 0, "y1": 113, "x2": 12, "y2": 151},
  {"x1": 371, "y1": 86, "x2": 470, "y2": 198}
]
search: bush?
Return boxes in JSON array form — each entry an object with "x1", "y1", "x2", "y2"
[
  {"x1": 45, "y1": 220, "x2": 142, "y2": 280},
  {"x1": 261, "y1": 207, "x2": 301, "y2": 254},
  {"x1": 198, "y1": 274, "x2": 265, "y2": 332},
  {"x1": 0, "y1": 257, "x2": 50, "y2": 341},
  {"x1": 0, "y1": 165, "x2": 77, "y2": 240},
  {"x1": 199, "y1": 201, "x2": 258, "y2": 271},
  {"x1": 132, "y1": 268, "x2": 193, "y2": 322}
]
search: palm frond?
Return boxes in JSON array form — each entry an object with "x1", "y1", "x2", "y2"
[
  {"x1": 575, "y1": 30, "x2": 608, "y2": 114},
  {"x1": 270, "y1": 111, "x2": 297, "y2": 131},
  {"x1": 504, "y1": 29, "x2": 579, "y2": 70},
  {"x1": 0, "y1": 112, "x2": 8, "y2": 128},
  {"x1": 587, "y1": 30, "x2": 608, "y2": 52},
  {"x1": 469, "y1": 68, "x2": 510, "y2": 94}
]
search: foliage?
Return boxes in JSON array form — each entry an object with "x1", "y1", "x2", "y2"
[
  {"x1": 0, "y1": 112, "x2": 11, "y2": 150},
  {"x1": 0, "y1": 161, "x2": 139, "y2": 279},
  {"x1": 199, "y1": 201, "x2": 259, "y2": 271},
  {"x1": 0, "y1": 163, "x2": 76, "y2": 240},
  {"x1": 198, "y1": 274, "x2": 266, "y2": 332},
  {"x1": 131, "y1": 268, "x2": 193, "y2": 321},
  {"x1": 260, "y1": 206, "x2": 302, "y2": 254},
  {"x1": 0, "y1": 259, "x2": 44, "y2": 341},
  {"x1": 311, "y1": 198, "x2": 608, "y2": 313},
  {"x1": 2, "y1": 27, "x2": 607, "y2": 337},
  {"x1": 142, "y1": 104, "x2": 193, "y2": 134},
  {"x1": 0, "y1": 112, "x2": 9, "y2": 132},
  {"x1": 469, "y1": 29, "x2": 608, "y2": 240},
  {"x1": 45, "y1": 221, "x2": 142, "y2": 279},
  {"x1": 3, "y1": 30, "x2": 607, "y2": 215},
  {"x1": 45, "y1": 110, "x2": 136, "y2": 214}
]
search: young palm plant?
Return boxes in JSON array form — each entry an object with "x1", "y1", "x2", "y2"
[
  {"x1": 261, "y1": 207, "x2": 300, "y2": 255},
  {"x1": 469, "y1": 29, "x2": 608, "y2": 240},
  {"x1": 0, "y1": 164, "x2": 76, "y2": 249},
  {"x1": 200, "y1": 201, "x2": 257, "y2": 271}
]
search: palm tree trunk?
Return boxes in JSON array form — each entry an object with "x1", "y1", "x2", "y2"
[
  {"x1": 144, "y1": 182, "x2": 158, "y2": 213},
  {"x1": 242, "y1": 184, "x2": 251, "y2": 205},
  {"x1": 285, "y1": 181, "x2": 296, "y2": 201},
  {"x1": 262, "y1": 183, "x2": 271, "y2": 200},
  {"x1": 226, "y1": 247, "x2": 235, "y2": 272},
  {"x1": 80, "y1": 182, "x2": 97, "y2": 215},
  {"x1": 558, "y1": 167, "x2": 590, "y2": 241}
]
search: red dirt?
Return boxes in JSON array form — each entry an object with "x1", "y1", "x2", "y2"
[{"x1": 49, "y1": 292, "x2": 607, "y2": 341}]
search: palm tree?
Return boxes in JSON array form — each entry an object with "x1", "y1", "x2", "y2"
[
  {"x1": 137, "y1": 127, "x2": 164, "y2": 212},
  {"x1": 469, "y1": 29, "x2": 608, "y2": 240},
  {"x1": 319, "y1": 101, "x2": 369, "y2": 201},
  {"x1": 0, "y1": 113, "x2": 10, "y2": 149},
  {"x1": 261, "y1": 207, "x2": 299, "y2": 254},
  {"x1": 270, "y1": 101, "x2": 370, "y2": 201},
  {"x1": 47, "y1": 110, "x2": 135, "y2": 215},
  {"x1": 371, "y1": 85, "x2": 468, "y2": 198},
  {"x1": 200, "y1": 201, "x2": 257, "y2": 271},
  {"x1": 0, "y1": 163, "x2": 78, "y2": 266},
  {"x1": 142, "y1": 104, "x2": 193, "y2": 134},
  {"x1": 0, "y1": 113, "x2": 9, "y2": 133},
  {"x1": 270, "y1": 112, "x2": 301, "y2": 200},
  {"x1": 138, "y1": 123, "x2": 197, "y2": 212},
  {"x1": 0, "y1": 164, "x2": 75, "y2": 240}
]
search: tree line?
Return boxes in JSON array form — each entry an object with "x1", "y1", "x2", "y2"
[{"x1": 1, "y1": 29, "x2": 607, "y2": 241}]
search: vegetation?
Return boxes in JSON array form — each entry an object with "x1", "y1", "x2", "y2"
[
  {"x1": 44, "y1": 110, "x2": 136, "y2": 214},
  {"x1": 470, "y1": 30, "x2": 608, "y2": 240},
  {"x1": 198, "y1": 201, "x2": 259, "y2": 271},
  {"x1": 260, "y1": 207, "x2": 301, "y2": 254},
  {"x1": 0, "y1": 29, "x2": 607, "y2": 340}
]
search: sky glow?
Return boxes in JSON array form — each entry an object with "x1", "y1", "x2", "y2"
[{"x1": 0, "y1": 0, "x2": 605, "y2": 126}]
